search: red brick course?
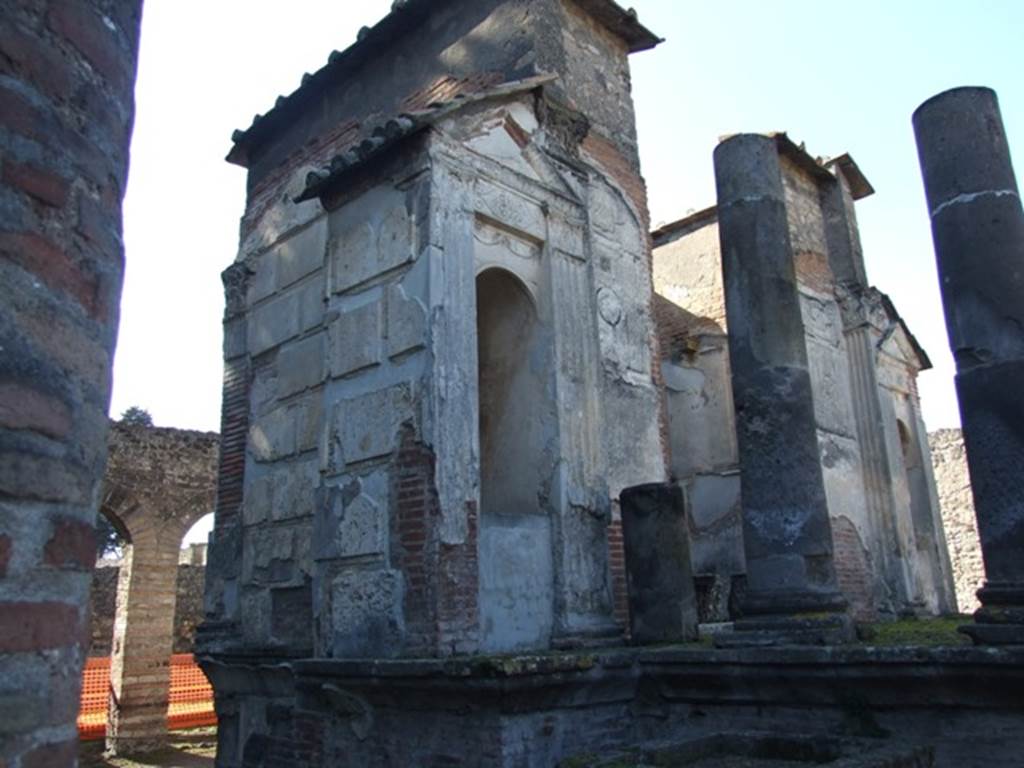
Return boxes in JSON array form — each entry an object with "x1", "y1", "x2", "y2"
[
  {"x1": 0, "y1": 535, "x2": 10, "y2": 578},
  {"x1": 0, "y1": 602, "x2": 81, "y2": 653},
  {"x1": 832, "y1": 516, "x2": 877, "y2": 623},
  {"x1": 2, "y1": 159, "x2": 70, "y2": 208},
  {"x1": 607, "y1": 520, "x2": 629, "y2": 628},
  {"x1": 0, "y1": 2, "x2": 142, "y2": 764},
  {"x1": 0, "y1": 381, "x2": 72, "y2": 439},
  {"x1": 43, "y1": 517, "x2": 97, "y2": 571},
  {"x1": 0, "y1": 231, "x2": 104, "y2": 320},
  {"x1": 392, "y1": 426, "x2": 480, "y2": 656}
]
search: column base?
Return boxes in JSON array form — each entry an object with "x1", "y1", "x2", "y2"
[
  {"x1": 715, "y1": 612, "x2": 854, "y2": 647},
  {"x1": 716, "y1": 590, "x2": 852, "y2": 647},
  {"x1": 551, "y1": 620, "x2": 624, "y2": 650},
  {"x1": 959, "y1": 583, "x2": 1024, "y2": 647}
]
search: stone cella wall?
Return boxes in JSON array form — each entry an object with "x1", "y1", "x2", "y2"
[
  {"x1": 652, "y1": 139, "x2": 957, "y2": 622},
  {"x1": 928, "y1": 428, "x2": 983, "y2": 613}
]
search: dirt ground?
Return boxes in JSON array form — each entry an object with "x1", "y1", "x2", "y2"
[{"x1": 79, "y1": 729, "x2": 216, "y2": 768}]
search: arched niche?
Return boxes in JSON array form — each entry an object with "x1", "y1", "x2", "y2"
[{"x1": 475, "y1": 267, "x2": 555, "y2": 652}]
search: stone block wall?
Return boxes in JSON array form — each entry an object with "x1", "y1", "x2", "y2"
[
  {"x1": 928, "y1": 429, "x2": 983, "y2": 613},
  {"x1": 652, "y1": 211, "x2": 744, "y2": 584},
  {"x1": 0, "y1": 2, "x2": 142, "y2": 765}
]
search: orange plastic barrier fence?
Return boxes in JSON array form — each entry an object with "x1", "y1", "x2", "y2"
[{"x1": 77, "y1": 654, "x2": 217, "y2": 741}]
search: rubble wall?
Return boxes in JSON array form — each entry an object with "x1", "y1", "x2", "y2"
[{"x1": 928, "y1": 428, "x2": 983, "y2": 613}]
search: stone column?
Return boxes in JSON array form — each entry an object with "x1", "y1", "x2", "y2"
[
  {"x1": 0, "y1": 3, "x2": 142, "y2": 766},
  {"x1": 913, "y1": 87, "x2": 1024, "y2": 645},
  {"x1": 107, "y1": 530, "x2": 182, "y2": 754},
  {"x1": 713, "y1": 134, "x2": 851, "y2": 645},
  {"x1": 620, "y1": 483, "x2": 697, "y2": 644}
]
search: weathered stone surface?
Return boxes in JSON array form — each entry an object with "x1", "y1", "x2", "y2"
[
  {"x1": 248, "y1": 279, "x2": 325, "y2": 356},
  {"x1": 245, "y1": 457, "x2": 320, "y2": 526},
  {"x1": 277, "y1": 333, "x2": 325, "y2": 398},
  {"x1": 329, "y1": 197, "x2": 418, "y2": 295},
  {"x1": 331, "y1": 385, "x2": 413, "y2": 466},
  {"x1": 0, "y1": 3, "x2": 142, "y2": 760},
  {"x1": 250, "y1": 395, "x2": 322, "y2": 463},
  {"x1": 248, "y1": 220, "x2": 327, "y2": 304},
  {"x1": 314, "y1": 470, "x2": 389, "y2": 561},
  {"x1": 328, "y1": 298, "x2": 383, "y2": 377},
  {"x1": 928, "y1": 429, "x2": 983, "y2": 612},
  {"x1": 206, "y1": 644, "x2": 1024, "y2": 768},
  {"x1": 386, "y1": 283, "x2": 427, "y2": 358},
  {"x1": 330, "y1": 221, "x2": 375, "y2": 293},
  {"x1": 914, "y1": 87, "x2": 1024, "y2": 644},
  {"x1": 684, "y1": 473, "x2": 744, "y2": 576},
  {"x1": 620, "y1": 483, "x2": 698, "y2": 644},
  {"x1": 714, "y1": 134, "x2": 848, "y2": 632},
  {"x1": 330, "y1": 569, "x2": 404, "y2": 658},
  {"x1": 479, "y1": 515, "x2": 555, "y2": 653}
]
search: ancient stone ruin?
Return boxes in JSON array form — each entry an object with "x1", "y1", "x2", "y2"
[
  {"x1": 1, "y1": 1, "x2": 1023, "y2": 767},
  {"x1": 0, "y1": 1, "x2": 143, "y2": 765},
  {"x1": 653, "y1": 140, "x2": 956, "y2": 625},
  {"x1": 186, "y1": 1, "x2": 1022, "y2": 766},
  {"x1": 928, "y1": 428, "x2": 985, "y2": 612},
  {"x1": 96, "y1": 421, "x2": 217, "y2": 753}
]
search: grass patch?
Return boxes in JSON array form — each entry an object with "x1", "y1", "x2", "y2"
[{"x1": 859, "y1": 615, "x2": 972, "y2": 647}]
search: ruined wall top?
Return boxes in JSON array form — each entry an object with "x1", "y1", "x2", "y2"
[
  {"x1": 102, "y1": 421, "x2": 219, "y2": 536},
  {"x1": 227, "y1": 0, "x2": 660, "y2": 187}
]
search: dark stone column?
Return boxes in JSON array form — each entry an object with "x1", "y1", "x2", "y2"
[
  {"x1": 913, "y1": 87, "x2": 1024, "y2": 645},
  {"x1": 620, "y1": 483, "x2": 697, "y2": 644},
  {"x1": 713, "y1": 134, "x2": 851, "y2": 645}
]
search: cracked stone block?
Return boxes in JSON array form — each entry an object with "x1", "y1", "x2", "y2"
[
  {"x1": 277, "y1": 333, "x2": 325, "y2": 399},
  {"x1": 386, "y1": 283, "x2": 427, "y2": 358},
  {"x1": 331, "y1": 569, "x2": 404, "y2": 658},
  {"x1": 329, "y1": 299, "x2": 382, "y2": 377},
  {"x1": 331, "y1": 385, "x2": 413, "y2": 466}
]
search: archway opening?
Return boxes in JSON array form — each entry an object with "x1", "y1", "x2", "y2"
[{"x1": 475, "y1": 268, "x2": 554, "y2": 652}]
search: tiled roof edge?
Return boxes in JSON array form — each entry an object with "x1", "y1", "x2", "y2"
[
  {"x1": 227, "y1": 0, "x2": 660, "y2": 167},
  {"x1": 294, "y1": 74, "x2": 558, "y2": 203}
]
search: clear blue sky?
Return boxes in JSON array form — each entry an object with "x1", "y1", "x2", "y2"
[{"x1": 113, "y1": 0, "x2": 1024, "y2": 438}]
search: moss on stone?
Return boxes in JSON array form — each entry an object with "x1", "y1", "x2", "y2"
[{"x1": 861, "y1": 615, "x2": 972, "y2": 647}]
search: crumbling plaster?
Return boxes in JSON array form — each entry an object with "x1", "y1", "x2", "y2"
[{"x1": 652, "y1": 147, "x2": 956, "y2": 621}]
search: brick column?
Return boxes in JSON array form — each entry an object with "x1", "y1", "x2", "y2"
[
  {"x1": 107, "y1": 528, "x2": 183, "y2": 754},
  {"x1": 913, "y1": 87, "x2": 1024, "y2": 645},
  {"x1": 0, "y1": 2, "x2": 142, "y2": 766},
  {"x1": 713, "y1": 134, "x2": 851, "y2": 645}
]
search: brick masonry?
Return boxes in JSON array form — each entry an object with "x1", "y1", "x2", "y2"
[
  {"x1": 0, "y1": 2, "x2": 142, "y2": 766},
  {"x1": 89, "y1": 563, "x2": 207, "y2": 656},
  {"x1": 99, "y1": 422, "x2": 217, "y2": 754}
]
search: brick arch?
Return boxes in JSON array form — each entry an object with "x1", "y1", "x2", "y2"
[
  {"x1": 98, "y1": 422, "x2": 218, "y2": 755},
  {"x1": 98, "y1": 499, "x2": 133, "y2": 546}
]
